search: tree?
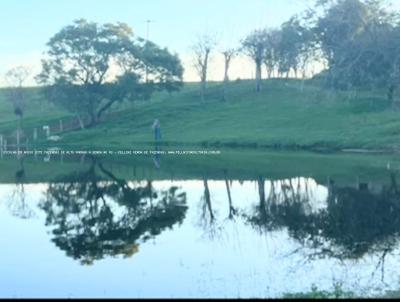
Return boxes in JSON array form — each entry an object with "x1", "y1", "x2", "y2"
[
  {"x1": 313, "y1": 0, "x2": 400, "y2": 101},
  {"x1": 221, "y1": 48, "x2": 237, "y2": 101},
  {"x1": 5, "y1": 66, "x2": 31, "y2": 146},
  {"x1": 192, "y1": 34, "x2": 217, "y2": 102},
  {"x1": 277, "y1": 17, "x2": 315, "y2": 79},
  {"x1": 263, "y1": 29, "x2": 281, "y2": 79},
  {"x1": 37, "y1": 19, "x2": 183, "y2": 126},
  {"x1": 242, "y1": 30, "x2": 267, "y2": 92},
  {"x1": 5, "y1": 66, "x2": 30, "y2": 88}
]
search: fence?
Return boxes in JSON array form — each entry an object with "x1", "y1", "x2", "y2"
[
  {"x1": 0, "y1": 116, "x2": 90, "y2": 151},
  {"x1": 0, "y1": 108, "x2": 125, "y2": 153}
]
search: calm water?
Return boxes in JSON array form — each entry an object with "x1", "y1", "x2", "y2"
[{"x1": 1, "y1": 155, "x2": 400, "y2": 298}]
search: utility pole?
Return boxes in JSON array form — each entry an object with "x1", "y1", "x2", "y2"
[
  {"x1": 145, "y1": 19, "x2": 154, "y2": 41},
  {"x1": 145, "y1": 19, "x2": 155, "y2": 83}
]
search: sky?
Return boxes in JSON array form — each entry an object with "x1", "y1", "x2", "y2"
[{"x1": 0, "y1": 0, "x2": 399, "y2": 85}]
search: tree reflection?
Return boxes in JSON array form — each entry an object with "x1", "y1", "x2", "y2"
[
  {"x1": 198, "y1": 177, "x2": 223, "y2": 239},
  {"x1": 224, "y1": 170, "x2": 237, "y2": 220},
  {"x1": 246, "y1": 174, "x2": 400, "y2": 261},
  {"x1": 39, "y1": 157, "x2": 187, "y2": 265},
  {"x1": 8, "y1": 158, "x2": 35, "y2": 219}
]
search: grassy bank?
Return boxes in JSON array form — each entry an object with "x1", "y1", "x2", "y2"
[
  {"x1": 1, "y1": 79, "x2": 400, "y2": 151},
  {"x1": 1, "y1": 147, "x2": 399, "y2": 184}
]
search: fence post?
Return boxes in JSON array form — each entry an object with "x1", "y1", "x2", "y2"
[
  {"x1": 43, "y1": 125, "x2": 50, "y2": 138},
  {"x1": 33, "y1": 128, "x2": 38, "y2": 141},
  {"x1": 16, "y1": 130, "x2": 20, "y2": 153}
]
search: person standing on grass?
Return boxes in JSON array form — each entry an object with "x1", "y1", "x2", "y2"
[{"x1": 152, "y1": 119, "x2": 162, "y2": 143}]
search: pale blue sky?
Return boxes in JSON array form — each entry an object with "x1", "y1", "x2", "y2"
[
  {"x1": 0, "y1": 0, "x2": 311, "y2": 54},
  {"x1": 0, "y1": 0, "x2": 399, "y2": 84}
]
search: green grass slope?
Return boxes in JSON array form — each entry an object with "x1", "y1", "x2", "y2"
[{"x1": 2, "y1": 79, "x2": 400, "y2": 151}]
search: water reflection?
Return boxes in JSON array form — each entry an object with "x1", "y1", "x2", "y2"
[
  {"x1": 39, "y1": 157, "x2": 187, "y2": 265},
  {"x1": 7, "y1": 158, "x2": 35, "y2": 219},
  {"x1": 244, "y1": 173, "x2": 400, "y2": 262},
  {"x1": 3, "y1": 158, "x2": 400, "y2": 297}
]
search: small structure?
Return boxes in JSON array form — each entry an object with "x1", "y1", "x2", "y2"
[
  {"x1": 47, "y1": 136, "x2": 62, "y2": 142},
  {"x1": 43, "y1": 125, "x2": 50, "y2": 137},
  {"x1": 43, "y1": 125, "x2": 62, "y2": 142}
]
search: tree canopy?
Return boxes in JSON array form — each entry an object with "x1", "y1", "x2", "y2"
[
  {"x1": 239, "y1": 0, "x2": 400, "y2": 101},
  {"x1": 37, "y1": 19, "x2": 183, "y2": 125}
]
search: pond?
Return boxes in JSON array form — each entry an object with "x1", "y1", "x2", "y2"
[{"x1": 1, "y1": 150, "x2": 400, "y2": 298}]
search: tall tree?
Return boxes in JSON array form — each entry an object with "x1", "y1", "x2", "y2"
[
  {"x1": 5, "y1": 66, "x2": 31, "y2": 146},
  {"x1": 242, "y1": 30, "x2": 267, "y2": 92},
  {"x1": 263, "y1": 29, "x2": 281, "y2": 79},
  {"x1": 37, "y1": 19, "x2": 183, "y2": 125},
  {"x1": 314, "y1": 0, "x2": 400, "y2": 99},
  {"x1": 192, "y1": 34, "x2": 216, "y2": 102},
  {"x1": 278, "y1": 16, "x2": 315, "y2": 79},
  {"x1": 221, "y1": 48, "x2": 237, "y2": 101}
]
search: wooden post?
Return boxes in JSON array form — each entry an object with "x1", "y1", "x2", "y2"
[
  {"x1": 43, "y1": 125, "x2": 50, "y2": 137},
  {"x1": 33, "y1": 128, "x2": 38, "y2": 141},
  {"x1": 16, "y1": 129, "x2": 20, "y2": 148}
]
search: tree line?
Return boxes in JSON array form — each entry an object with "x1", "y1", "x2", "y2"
[
  {"x1": 196, "y1": 0, "x2": 400, "y2": 101},
  {"x1": 2, "y1": 0, "x2": 400, "y2": 129}
]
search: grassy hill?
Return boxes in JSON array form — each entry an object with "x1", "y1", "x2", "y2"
[{"x1": 1, "y1": 79, "x2": 400, "y2": 151}]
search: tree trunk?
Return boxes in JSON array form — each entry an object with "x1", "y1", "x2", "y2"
[
  {"x1": 89, "y1": 111, "x2": 98, "y2": 126},
  {"x1": 267, "y1": 68, "x2": 273, "y2": 79},
  {"x1": 201, "y1": 79, "x2": 206, "y2": 102},
  {"x1": 97, "y1": 99, "x2": 116, "y2": 120},
  {"x1": 258, "y1": 176, "x2": 266, "y2": 207},
  {"x1": 203, "y1": 178, "x2": 214, "y2": 221},
  {"x1": 388, "y1": 85, "x2": 395, "y2": 103},
  {"x1": 258, "y1": 176, "x2": 267, "y2": 220},
  {"x1": 223, "y1": 80, "x2": 228, "y2": 102},
  {"x1": 200, "y1": 50, "x2": 210, "y2": 102},
  {"x1": 77, "y1": 116, "x2": 85, "y2": 130},
  {"x1": 255, "y1": 61, "x2": 262, "y2": 92},
  {"x1": 222, "y1": 52, "x2": 234, "y2": 101},
  {"x1": 223, "y1": 65, "x2": 229, "y2": 101},
  {"x1": 224, "y1": 171, "x2": 234, "y2": 219}
]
